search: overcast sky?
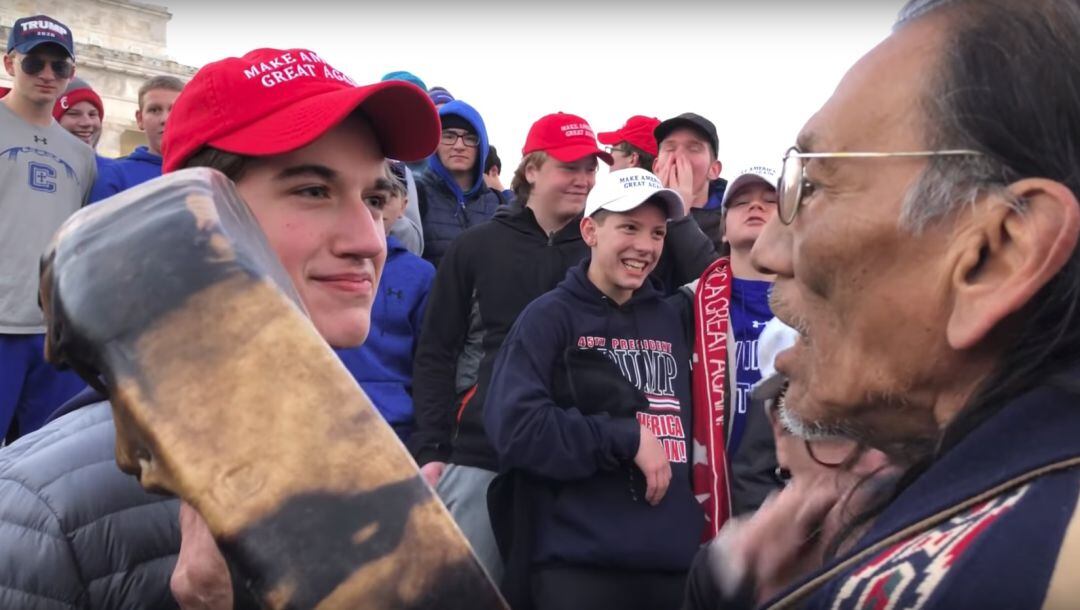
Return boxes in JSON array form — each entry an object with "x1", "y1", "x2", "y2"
[{"x1": 152, "y1": 1, "x2": 906, "y2": 180}]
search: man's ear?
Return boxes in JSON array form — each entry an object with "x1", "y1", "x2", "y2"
[
  {"x1": 708, "y1": 159, "x2": 723, "y2": 181},
  {"x1": 3, "y1": 53, "x2": 14, "y2": 78},
  {"x1": 135, "y1": 108, "x2": 144, "y2": 131},
  {"x1": 947, "y1": 178, "x2": 1080, "y2": 349}
]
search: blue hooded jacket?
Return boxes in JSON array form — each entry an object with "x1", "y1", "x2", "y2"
[
  {"x1": 485, "y1": 260, "x2": 704, "y2": 571},
  {"x1": 335, "y1": 236, "x2": 435, "y2": 441},
  {"x1": 90, "y1": 146, "x2": 162, "y2": 203},
  {"x1": 416, "y1": 100, "x2": 502, "y2": 267}
]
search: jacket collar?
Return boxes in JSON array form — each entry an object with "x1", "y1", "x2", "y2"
[
  {"x1": 859, "y1": 373, "x2": 1080, "y2": 548},
  {"x1": 497, "y1": 205, "x2": 583, "y2": 244}
]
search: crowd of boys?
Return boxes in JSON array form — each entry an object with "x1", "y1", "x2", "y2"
[{"x1": 2, "y1": 4, "x2": 1079, "y2": 609}]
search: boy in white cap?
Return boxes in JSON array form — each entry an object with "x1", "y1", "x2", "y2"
[
  {"x1": 718, "y1": 164, "x2": 779, "y2": 459},
  {"x1": 485, "y1": 168, "x2": 704, "y2": 610}
]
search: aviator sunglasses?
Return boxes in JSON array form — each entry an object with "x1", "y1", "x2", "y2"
[{"x1": 20, "y1": 54, "x2": 75, "y2": 79}]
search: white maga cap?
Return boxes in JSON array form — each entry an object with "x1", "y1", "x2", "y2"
[
  {"x1": 585, "y1": 168, "x2": 685, "y2": 220},
  {"x1": 720, "y1": 163, "x2": 780, "y2": 209}
]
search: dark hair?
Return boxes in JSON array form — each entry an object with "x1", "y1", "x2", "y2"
[
  {"x1": 138, "y1": 75, "x2": 185, "y2": 110},
  {"x1": 181, "y1": 146, "x2": 257, "y2": 182},
  {"x1": 617, "y1": 142, "x2": 656, "y2": 173},
  {"x1": 177, "y1": 112, "x2": 377, "y2": 181},
  {"x1": 485, "y1": 145, "x2": 501, "y2": 174},
  {"x1": 831, "y1": 0, "x2": 1080, "y2": 554},
  {"x1": 901, "y1": 0, "x2": 1080, "y2": 447}
]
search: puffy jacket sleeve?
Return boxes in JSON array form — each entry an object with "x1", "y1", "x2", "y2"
[
  {"x1": 409, "y1": 237, "x2": 473, "y2": 465},
  {"x1": 0, "y1": 476, "x2": 84, "y2": 610},
  {"x1": 483, "y1": 300, "x2": 640, "y2": 480}
]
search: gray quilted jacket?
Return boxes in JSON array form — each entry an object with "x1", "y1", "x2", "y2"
[{"x1": 0, "y1": 400, "x2": 180, "y2": 609}]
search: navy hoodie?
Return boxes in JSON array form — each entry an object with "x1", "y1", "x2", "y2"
[
  {"x1": 416, "y1": 100, "x2": 502, "y2": 267},
  {"x1": 485, "y1": 261, "x2": 704, "y2": 571},
  {"x1": 90, "y1": 146, "x2": 162, "y2": 203}
]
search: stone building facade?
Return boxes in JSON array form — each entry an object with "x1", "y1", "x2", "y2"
[{"x1": 1, "y1": 0, "x2": 195, "y2": 157}]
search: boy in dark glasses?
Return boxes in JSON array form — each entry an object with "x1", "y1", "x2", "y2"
[{"x1": 0, "y1": 14, "x2": 96, "y2": 442}]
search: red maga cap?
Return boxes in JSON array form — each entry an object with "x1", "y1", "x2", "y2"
[
  {"x1": 597, "y1": 115, "x2": 660, "y2": 156},
  {"x1": 162, "y1": 48, "x2": 441, "y2": 173},
  {"x1": 522, "y1": 112, "x2": 613, "y2": 165}
]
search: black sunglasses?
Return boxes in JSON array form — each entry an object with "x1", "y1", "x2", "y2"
[{"x1": 20, "y1": 55, "x2": 74, "y2": 79}]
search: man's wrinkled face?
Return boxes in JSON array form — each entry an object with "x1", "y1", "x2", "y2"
[
  {"x1": 59, "y1": 100, "x2": 101, "y2": 147},
  {"x1": 751, "y1": 16, "x2": 957, "y2": 447}
]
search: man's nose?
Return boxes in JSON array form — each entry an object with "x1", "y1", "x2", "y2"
[{"x1": 751, "y1": 215, "x2": 794, "y2": 277}]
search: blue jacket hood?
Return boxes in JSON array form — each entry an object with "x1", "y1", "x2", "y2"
[
  {"x1": 427, "y1": 100, "x2": 490, "y2": 201},
  {"x1": 126, "y1": 146, "x2": 162, "y2": 166},
  {"x1": 386, "y1": 234, "x2": 409, "y2": 257}
]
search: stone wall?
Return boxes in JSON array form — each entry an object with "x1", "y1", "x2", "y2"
[{"x1": 0, "y1": 0, "x2": 196, "y2": 157}]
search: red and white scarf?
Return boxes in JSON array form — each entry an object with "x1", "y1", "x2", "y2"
[{"x1": 691, "y1": 257, "x2": 733, "y2": 540}]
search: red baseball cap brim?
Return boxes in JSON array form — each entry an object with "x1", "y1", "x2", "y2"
[
  {"x1": 209, "y1": 80, "x2": 439, "y2": 166},
  {"x1": 596, "y1": 131, "x2": 621, "y2": 146},
  {"x1": 545, "y1": 143, "x2": 614, "y2": 166}
]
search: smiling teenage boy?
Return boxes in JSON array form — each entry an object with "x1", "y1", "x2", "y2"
[
  {"x1": 54, "y1": 77, "x2": 118, "y2": 191},
  {"x1": 0, "y1": 46, "x2": 440, "y2": 609},
  {"x1": 485, "y1": 168, "x2": 704, "y2": 610},
  {"x1": 411, "y1": 113, "x2": 717, "y2": 584}
]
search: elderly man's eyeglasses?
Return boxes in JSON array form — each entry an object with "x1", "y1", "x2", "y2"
[
  {"x1": 20, "y1": 55, "x2": 74, "y2": 79},
  {"x1": 777, "y1": 146, "x2": 984, "y2": 224},
  {"x1": 441, "y1": 130, "x2": 480, "y2": 148}
]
